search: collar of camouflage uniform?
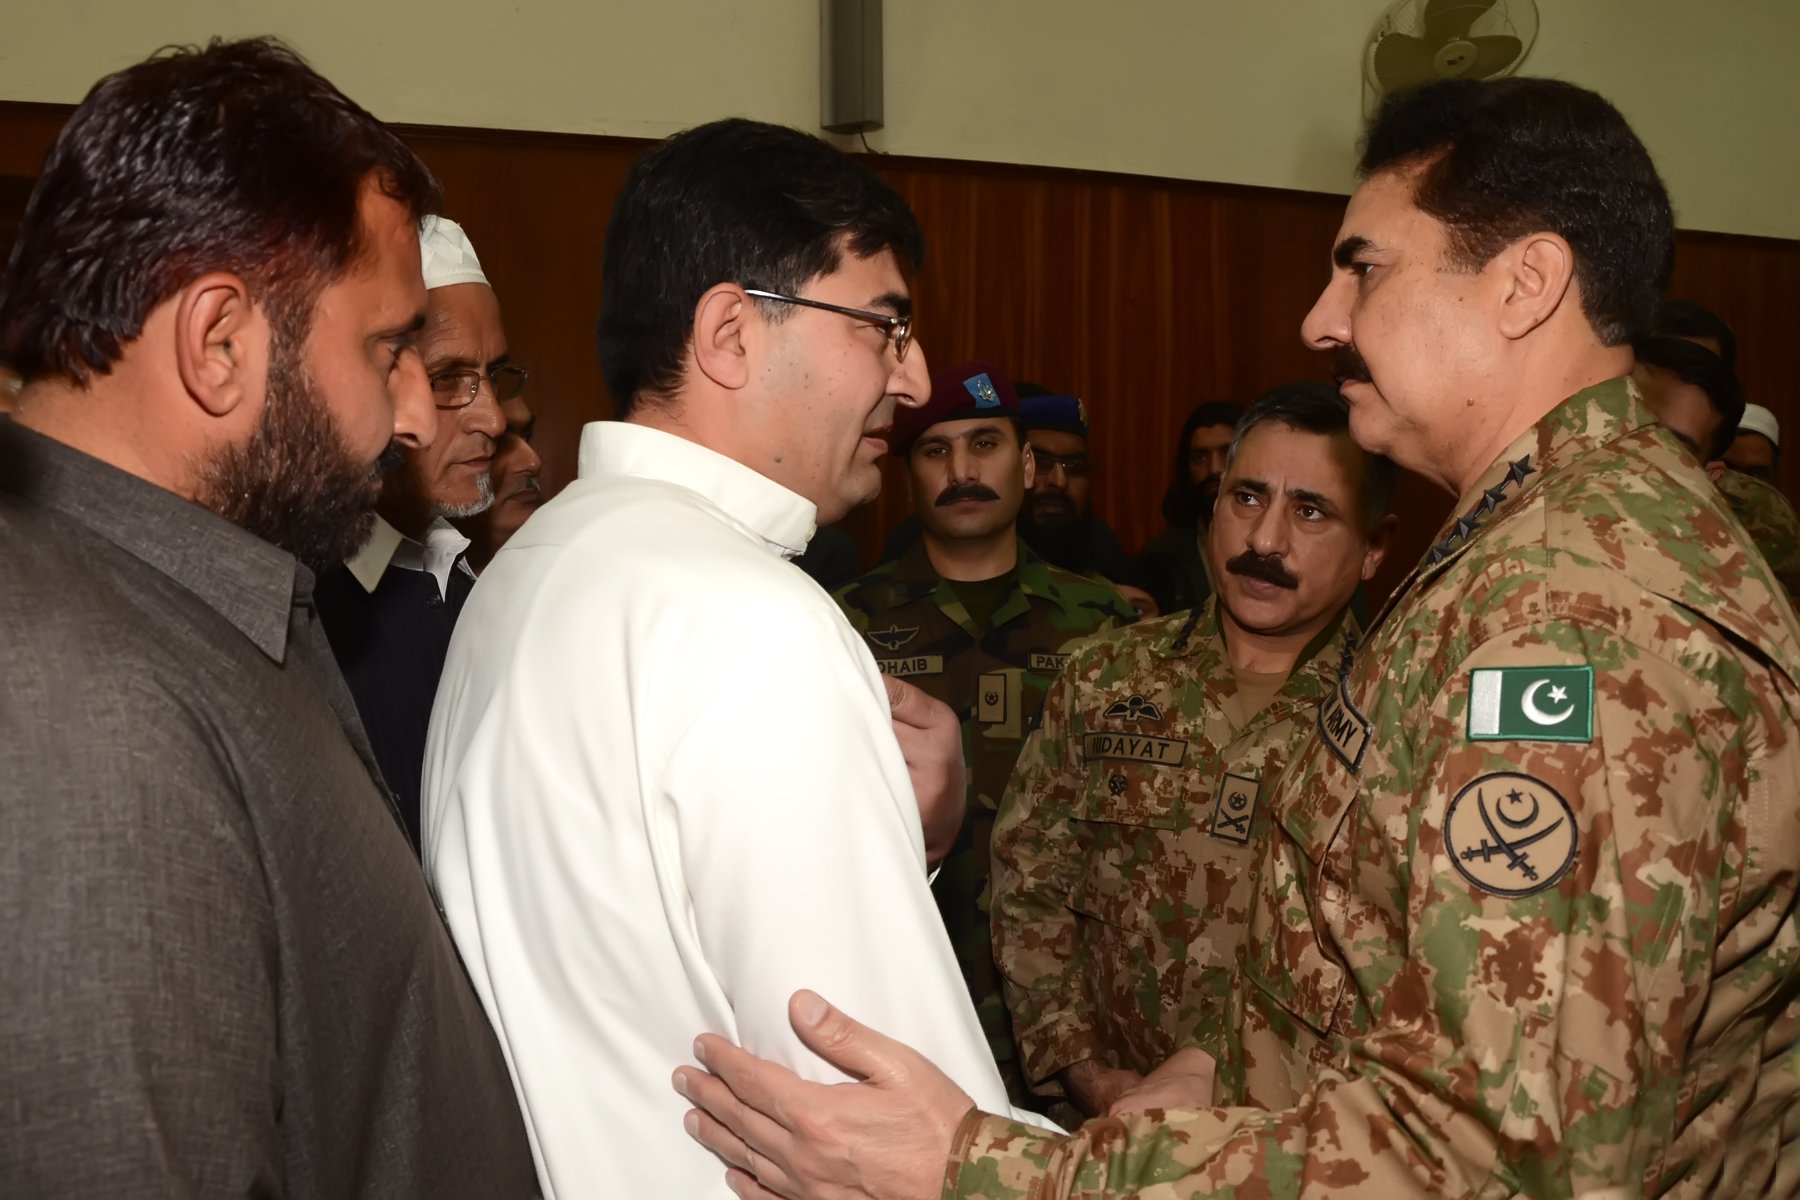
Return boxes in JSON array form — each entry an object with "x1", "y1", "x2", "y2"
[
  {"x1": 1352, "y1": 376, "x2": 1661, "y2": 661},
  {"x1": 1171, "y1": 595, "x2": 1354, "y2": 702}
]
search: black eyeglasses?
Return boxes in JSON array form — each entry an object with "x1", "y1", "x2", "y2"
[
  {"x1": 743, "y1": 288, "x2": 914, "y2": 362},
  {"x1": 430, "y1": 363, "x2": 529, "y2": 409},
  {"x1": 1031, "y1": 447, "x2": 1091, "y2": 478}
]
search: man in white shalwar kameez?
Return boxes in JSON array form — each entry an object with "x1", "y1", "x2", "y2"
[{"x1": 423, "y1": 118, "x2": 1051, "y2": 1200}]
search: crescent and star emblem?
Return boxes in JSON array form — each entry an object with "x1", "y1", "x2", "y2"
[
  {"x1": 1443, "y1": 772, "x2": 1579, "y2": 897},
  {"x1": 1521, "y1": 679, "x2": 1574, "y2": 726}
]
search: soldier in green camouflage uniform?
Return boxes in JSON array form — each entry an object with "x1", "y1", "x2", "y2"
[
  {"x1": 671, "y1": 77, "x2": 1800, "y2": 1200},
  {"x1": 1713, "y1": 466, "x2": 1800, "y2": 604},
  {"x1": 836, "y1": 361, "x2": 1132, "y2": 1109},
  {"x1": 991, "y1": 387, "x2": 1394, "y2": 1116}
]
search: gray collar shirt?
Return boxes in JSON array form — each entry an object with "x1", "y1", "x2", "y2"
[{"x1": 0, "y1": 417, "x2": 538, "y2": 1198}]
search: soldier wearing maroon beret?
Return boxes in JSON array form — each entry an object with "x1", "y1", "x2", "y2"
[{"x1": 835, "y1": 361, "x2": 1132, "y2": 1114}]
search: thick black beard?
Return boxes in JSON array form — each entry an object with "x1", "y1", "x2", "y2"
[{"x1": 198, "y1": 329, "x2": 395, "y2": 576}]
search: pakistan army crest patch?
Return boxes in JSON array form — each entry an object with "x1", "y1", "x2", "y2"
[{"x1": 1443, "y1": 771, "x2": 1579, "y2": 898}]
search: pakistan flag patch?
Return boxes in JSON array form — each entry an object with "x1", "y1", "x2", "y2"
[{"x1": 1466, "y1": 665, "x2": 1593, "y2": 743}]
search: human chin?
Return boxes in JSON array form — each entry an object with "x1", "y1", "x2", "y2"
[{"x1": 200, "y1": 357, "x2": 385, "y2": 574}]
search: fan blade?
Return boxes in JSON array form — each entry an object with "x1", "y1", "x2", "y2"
[
  {"x1": 1373, "y1": 33, "x2": 1443, "y2": 94},
  {"x1": 1423, "y1": 0, "x2": 1497, "y2": 42},
  {"x1": 1464, "y1": 34, "x2": 1525, "y2": 78}
]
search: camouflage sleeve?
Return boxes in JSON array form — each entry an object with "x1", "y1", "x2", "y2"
[
  {"x1": 990, "y1": 655, "x2": 1105, "y2": 1092},
  {"x1": 947, "y1": 619, "x2": 1747, "y2": 1199}
]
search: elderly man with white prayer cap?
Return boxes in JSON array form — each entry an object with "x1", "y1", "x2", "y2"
[{"x1": 315, "y1": 214, "x2": 522, "y2": 850}]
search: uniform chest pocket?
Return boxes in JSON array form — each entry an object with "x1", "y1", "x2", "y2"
[{"x1": 1069, "y1": 778, "x2": 1188, "y2": 935}]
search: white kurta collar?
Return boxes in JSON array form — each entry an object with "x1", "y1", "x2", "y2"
[{"x1": 578, "y1": 421, "x2": 817, "y2": 558}]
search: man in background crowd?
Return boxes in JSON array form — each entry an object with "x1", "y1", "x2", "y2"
[
  {"x1": 994, "y1": 383, "x2": 1392, "y2": 1119},
  {"x1": 1634, "y1": 332, "x2": 1800, "y2": 600},
  {"x1": 1655, "y1": 296, "x2": 1737, "y2": 369},
  {"x1": 1139, "y1": 399, "x2": 1244, "y2": 614},
  {"x1": 0, "y1": 38, "x2": 534, "y2": 1196},
  {"x1": 1017, "y1": 388, "x2": 1129, "y2": 580},
  {"x1": 454, "y1": 382, "x2": 542, "y2": 572},
  {"x1": 315, "y1": 215, "x2": 516, "y2": 844},
  {"x1": 1631, "y1": 330, "x2": 1743, "y2": 461},
  {"x1": 836, "y1": 360, "x2": 1134, "y2": 1108}
]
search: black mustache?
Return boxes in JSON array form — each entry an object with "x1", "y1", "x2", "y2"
[
  {"x1": 1226, "y1": 550, "x2": 1299, "y2": 589},
  {"x1": 1328, "y1": 346, "x2": 1373, "y2": 385},
  {"x1": 937, "y1": 483, "x2": 1000, "y2": 506}
]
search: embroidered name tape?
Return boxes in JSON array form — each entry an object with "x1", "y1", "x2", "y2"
[{"x1": 1467, "y1": 665, "x2": 1593, "y2": 743}]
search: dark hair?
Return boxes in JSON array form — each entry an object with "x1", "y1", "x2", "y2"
[
  {"x1": 1633, "y1": 333, "x2": 1745, "y2": 458},
  {"x1": 597, "y1": 118, "x2": 924, "y2": 417},
  {"x1": 1160, "y1": 400, "x2": 1247, "y2": 526},
  {"x1": 1360, "y1": 77, "x2": 1673, "y2": 347},
  {"x1": 1654, "y1": 300, "x2": 1738, "y2": 373},
  {"x1": 1227, "y1": 381, "x2": 1398, "y2": 530},
  {"x1": 0, "y1": 38, "x2": 439, "y2": 385}
]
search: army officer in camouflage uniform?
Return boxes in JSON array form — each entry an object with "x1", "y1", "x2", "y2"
[
  {"x1": 675, "y1": 75, "x2": 1800, "y2": 1200},
  {"x1": 992, "y1": 382, "x2": 1395, "y2": 1117},
  {"x1": 837, "y1": 360, "x2": 1134, "y2": 1109}
]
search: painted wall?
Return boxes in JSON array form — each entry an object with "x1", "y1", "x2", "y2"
[{"x1": 1, "y1": 1, "x2": 1794, "y2": 238}]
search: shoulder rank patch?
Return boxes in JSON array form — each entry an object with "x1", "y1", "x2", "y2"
[
  {"x1": 1318, "y1": 675, "x2": 1370, "y2": 773},
  {"x1": 1209, "y1": 772, "x2": 1260, "y2": 844},
  {"x1": 1443, "y1": 772, "x2": 1578, "y2": 898},
  {"x1": 867, "y1": 623, "x2": 919, "y2": 652},
  {"x1": 1467, "y1": 666, "x2": 1593, "y2": 743}
]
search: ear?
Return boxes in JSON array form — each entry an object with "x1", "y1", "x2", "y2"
[
  {"x1": 1361, "y1": 512, "x2": 1399, "y2": 581},
  {"x1": 1021, "y1": 439, "x2": 1037, "y2": 489},
  {"x1": 173, "y1": 273, "x2": 262, "y2": 418},
  {"x1": 1496, "y1": 233, "x2": 1575, "y2": 341},
  {"x1": 691, "y1": 283, "x2": 754, "y2": 391}
]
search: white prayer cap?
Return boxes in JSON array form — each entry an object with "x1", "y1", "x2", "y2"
[
  {"x1": 419, "y1": 215, "x2": 489, "y2": 291},
  {"x1": 1739, "y1": 403, "x2": 1781, "y2": 447}
]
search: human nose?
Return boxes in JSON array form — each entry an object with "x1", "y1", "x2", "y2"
[
  {"x1": 513, "y1": 436, "x2": 543, "y2": 479},
  {"x1": 464, "y1": 387, "x2": 505, "y2": 441},
  {"x1": 1302, "y1": 274, "x2": 1353, "y2": 352},
  {"x1": 1247, "y1": 503, "x2": 1291, "y2": 558},
  {"x1": 390, "y1": 349, "x2": 434, "y2": 450},
  {"x1": 947, "y1": 441, "x2": 979, "y2": 482},
  {"x1": 891, "y1": 337, "x2": 930, "y2": 409}
]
